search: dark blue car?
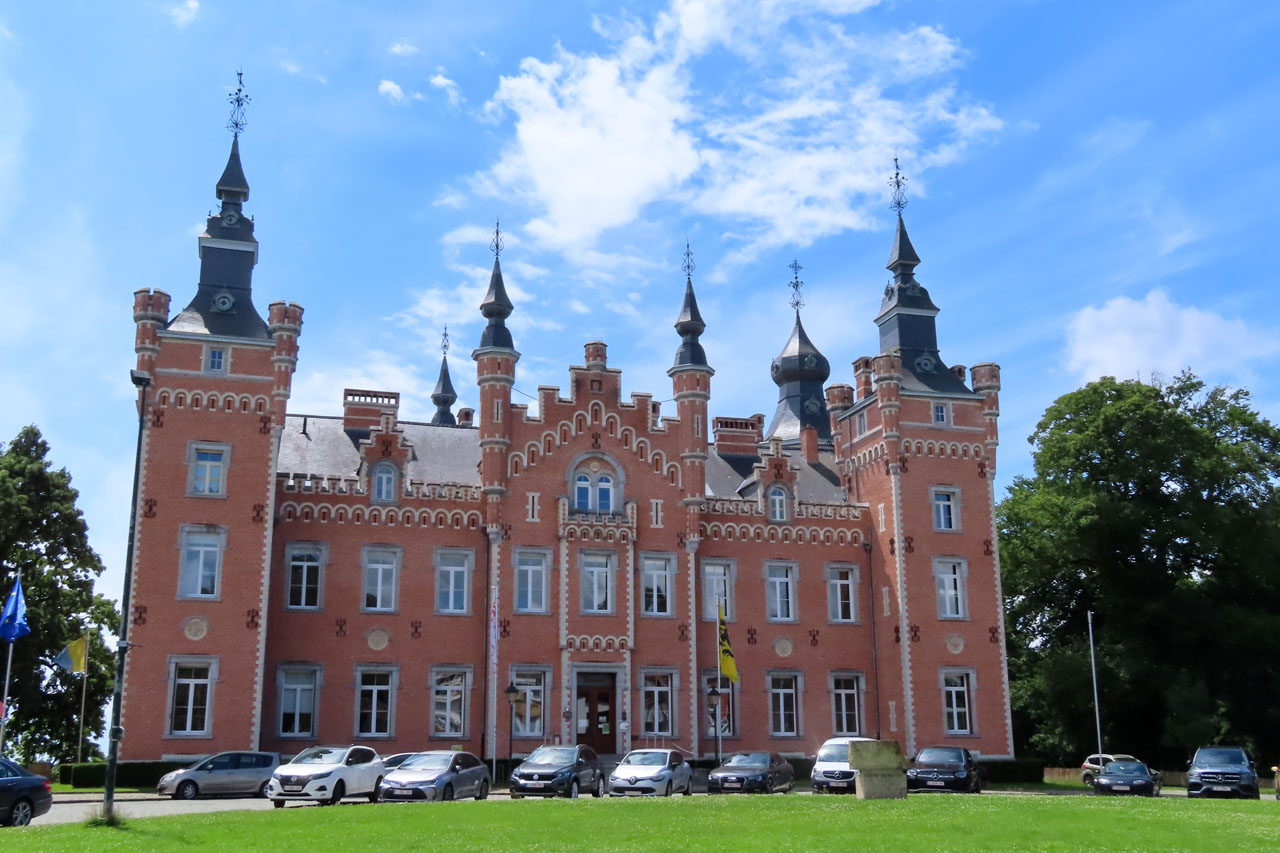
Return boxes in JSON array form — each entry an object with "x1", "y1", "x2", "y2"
[{"x1": 0, "y1": 757, "x2": 53, "y2": 826}]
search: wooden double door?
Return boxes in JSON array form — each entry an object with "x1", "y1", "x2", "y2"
[{"x1": 576, "y1": 672, "x2": 616, "y2": 755}]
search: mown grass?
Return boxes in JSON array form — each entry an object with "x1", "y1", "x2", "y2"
[{"x1": 22, "y1": 793, "x2": 1280, "y2": 851}]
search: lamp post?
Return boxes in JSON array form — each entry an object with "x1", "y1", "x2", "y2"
[
  {"x1": 707, "y1": 685, "x2": 721, "y2": 765},
  {"x1": 504, "y1": 682, "x2": 518, "y2": 776},
  {"x1": 863, "y1": 539, "x2": 881, "y2": 740},
  {"x1": 104, "y1": 369, "x2": 151, "y2": 822},
  {"x1": 1088, "y1": 610, "x2": 1103, "y2": 762}
]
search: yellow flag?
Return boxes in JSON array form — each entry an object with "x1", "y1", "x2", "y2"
[
  {"x1": 718, "y1": 604, "x2": 739, "y2": 684},
  {"x1": 55, "y1": 636, "x2": 88, "y2": 673}
]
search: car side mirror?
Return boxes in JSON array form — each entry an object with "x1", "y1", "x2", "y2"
[
  {"x1": 1185, "y1": 760, "x2": 1192, "y2": 768},
  {"x1": 577, "y1": 758, "x2": 585, "y2": 766}
]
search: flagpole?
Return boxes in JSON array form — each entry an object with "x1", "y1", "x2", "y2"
[
  {"x1": 0, "y1": 568, "x2": 20, "y2": 752},
  {"x1": 78, "y1": 631, "x2": 90, "y2": 763},
  {"x1": 715, "y1": 614, "x2": 723, "y2": 766}
]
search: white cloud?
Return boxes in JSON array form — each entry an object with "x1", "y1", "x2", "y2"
[
  {"x1": 279, "y1": 59, "x2": 326, "y2": 84},
  {"x1": 1064, "y1": 289, "x2": 1280, "y2": 384},
  {"x1": 430, "y1": 72, "x2": 464, "y2": 108},
  {"x1": 433, "y1": 187, "x2": 467, "y2": 208},
  {"x1": 288, "y1": 351, "x2": 439, "y2": 421},
  {"x1": 168, "y1": 0, "x2": 199, "y2": 28},
  {"x1": 567, "y1": 299, "x2": 591, "y2": 314},
  {"x1": 378, "y1": 79, "x2": 423, "y2": 104},
  {"x1": 390, "y1": 42, "x2": 419, "y2": 56}
]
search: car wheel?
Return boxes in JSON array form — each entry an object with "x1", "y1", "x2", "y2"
[
  {"x1": 683, "y1": 779, "x2": 693, "y2": 796},
  {"x1": 272, "y1": 799, "x2": 285, "y2": 809},
  {"x1": 328, "y1": 780, "x2": 346, "y2": 806},
  {"x1": 765, "y1": 775, "x2": 774, "y2": 794},
  {"x1": 664, "y1": 780, "x2": 673, "y2": 797},
  {"x1": 8, "y1": 799, "x2": 33, "y2": 827},
  {"x1": 178, "y1": 780, "x2": 199, "y2": 800},
  {"x1": 477, "y1": 780, "x2": 490, "y2": 801},
  {"x1": 368, "y1": 778, "x2": 382, "y2": 803},
  {"x1": 258, "y1": 780, "x2": 271, "y2": 798},
  {"x1": 594, "y1": 776, "x2": 605, "y2": 798},
  {"x1": 568, "y1": 779, "x2": 580, "y2": 799},
  {"x1": 510, "y1": 792, "x2": 523, "y2": 800},
  {"x1": 1082, "y1": 772, "x2": 1094, "y2": 787}
]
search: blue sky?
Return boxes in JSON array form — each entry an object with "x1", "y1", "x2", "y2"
[{"x1": 1, "y1": 0, "x2": 1278, "y2": 610}]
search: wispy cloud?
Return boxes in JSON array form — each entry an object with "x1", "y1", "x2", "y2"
[
  {"x1": 430, "y1": 71, "x2": 465, "y2": 108},
  {"x1": 168, "y1": 0, "x2": 199, "y2": 28},
  {"x1": 378, "y1": 79, "x2": 423, "y2": 105},
  {"x1": 389, "y1": 42, "x2": 419, "y2": 56},
  {"x1": 279, "y1": 58, "x2": 326, "y2": 84}
]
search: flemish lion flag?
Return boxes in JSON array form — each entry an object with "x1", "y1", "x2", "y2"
[
  {"x1": 717, "y1": 604, "x2": 739, "y2": 684},
  {"x1": 54, "y1": 636, "x2": 89, "y2": 674}
]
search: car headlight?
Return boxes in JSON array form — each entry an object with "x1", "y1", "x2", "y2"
[
  {"x1": 1096, "y1": 778, "x2": 1111, "y2": 786},
  {"x1": 309, "y1": 771, "x2": 333, "y2": 781},
  {"x1": 746, "y1": 773, "x2": 766, "y2": 782},
  {"x1": 1188, "y1": 771, "x2": 1200, "y2": 781},
  {"x1": 906, "y1": 769, "x2": 918, "y2": 777},
  {"x1": 955, "y1": 769, "x2": 968, "y2": 779}
]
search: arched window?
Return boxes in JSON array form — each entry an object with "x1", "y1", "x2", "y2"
[
  {"x1": 568, "y1": 457, "x2": 623, "y2": 515},
  {"x1": 575, "y1": 474, "x2": 592, "y2": 511},
  {"x1": 768, "y1": 486, "x2": 789, "y2": 523},
  {"x1": 597, "y1": 475, "x2": 612, "y2": 513},
  {"x1": 373, "y1": 463, "x2": 397, "y2": 503}
]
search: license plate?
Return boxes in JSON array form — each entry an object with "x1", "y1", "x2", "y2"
[
  {"x1": 1113, "y1": 785, "x2": 1130, "y2": 791},
  {"x1": 283, "y1": 786, "x2": 302, "y2": 793},
  {"x1": 724, "y1": 782, "x2": 741, "y2": 788},
  {"x1": 525, "y1": 781, "x2": 545, "y2": 788},
  {"x1": 391, "y1": 789, "x2": 413, "y2": 797},
  {"x1": 1212, "y1": 785, "x2": 1231, "y2": 792},
  {"x1": 626, "y1": 790, "x2": 643, "y2": 796},
  {"x1": 831, "y1": 781, "x2": 848, "y2": 787},
  {"x1": 927, "y1": 781, "x2": 945, "y2": 787}
]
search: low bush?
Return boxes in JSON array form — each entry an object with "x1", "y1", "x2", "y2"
[
  {"x1": 978, "y1": 757, "x2": 1045, "y2": 784},
  {"x1": 57, "y1": 760, "x2": 190, "y2": 789}
]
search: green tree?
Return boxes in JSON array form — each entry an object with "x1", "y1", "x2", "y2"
[
  {"x1": 0, "y1": 425, "x2": 119, "y2": 763},
  {"x1": 998, "y1": 372, "x2": 1280, "y2": 767}
]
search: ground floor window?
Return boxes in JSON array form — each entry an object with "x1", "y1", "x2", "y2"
[
  {"x1": 169, "y1": 659, "x2": 215, "y2": 735},
  {"x1": 279, "y1": 667, "x2": 318, "y2": 737},
  {"x1": 432, "y1": 668, "x2": 469, "y2": 737},
  {"x1": 831, "y1": 673, "x2": 863, "y2": 736},
  {"x1": 768, "y1": 673, "x2": 800, "y2": 737},
  {"x1": 702, "y1": 672, "x2": 737, "y2": 738},
  {"x1": 943, "y1": 670, "x2": 974, "y2": 734},
  {"x1": 356, "y1": 667, "x2": 396, "y2": 737},
  {"x1": 512, "y1": 669, "x2": 547, "y2": 737},
  {"x1": 641, "y1": 671, "x2": 675, "y2": 736}
]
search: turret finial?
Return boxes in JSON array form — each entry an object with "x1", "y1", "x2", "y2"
[
  {"x1": 227, "y1": 69, "x2": 250, "y2": 138},
  {"x1": 681, "y1": 241, "x2": 695, "y2": 282},
  {"x1": 441, "y1": 325, "x2": 450, "y2": 357},
  {"x1": 490, "y1": 219, "x2": 504, "y2": 259},
  {"x1": 889, "y1": 155, "x2": 908, "y2": 216},
  {"x1": 787, "y1": 259, "x2": 804, "y2": 311}
]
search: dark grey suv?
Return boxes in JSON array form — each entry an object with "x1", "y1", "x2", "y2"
[
  {"x1": 509, "y1": 745, "x2": 606, "y2": 798},
  {"x1": 1186, "y1": 746, "x2": 1260, "y2": 799}
]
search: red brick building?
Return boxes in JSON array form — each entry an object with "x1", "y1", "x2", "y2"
[{"x1": 120, "y1": 135, "x2": 1014, "y2": 763}]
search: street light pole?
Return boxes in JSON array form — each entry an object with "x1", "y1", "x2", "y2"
[
  {"x1": 504, "y1": 682, "x2": 518, "y2": 779},
  {"x1": 1087, "y1": 610, "x2": 1103, "y2": 762},
  {"x1": 103, "y1": 370, "x2": 150, "y2": 822}
]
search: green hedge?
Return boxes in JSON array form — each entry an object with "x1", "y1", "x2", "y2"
[
  {"x1": 57, "y1": 760, "x2": 191, "y2": 789},
  {"x1": 978, "y1": 758, "x2": 1045, "y2": 784}
]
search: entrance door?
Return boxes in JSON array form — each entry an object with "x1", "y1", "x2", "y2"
[{"x1": 575, "y1": 673, "x2": 616, "y2": 754}]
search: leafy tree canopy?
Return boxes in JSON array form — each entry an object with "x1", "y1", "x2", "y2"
[
  {"x1": 999, "y1": 372, "x2": 1280, "y2": 766},
  {"x1": 0, "y1": 425, "x2": 119, "y2": 763}
]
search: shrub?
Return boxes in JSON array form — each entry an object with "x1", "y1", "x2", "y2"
[
  {"x1": 978, "y1": 758, "x2": 1045, "y2": 784},
  {"x1": 58, "y1": 760, "x2": 191, "y2": 788}
]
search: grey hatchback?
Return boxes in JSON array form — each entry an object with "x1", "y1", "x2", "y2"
[
  {"x1": 378, "y1": 751, "x2": 491, "y2": 802},
  {"x1": 157, "y1": 751, "x2": 280, "y2": 799}
]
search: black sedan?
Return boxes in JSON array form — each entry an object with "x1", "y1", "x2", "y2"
[
  {"x1": 509, "y1": 744, "x2": 606, "y2": 798},
  {"x1": 706, "y1": 752, "x2": 794, "y2": 794},
  {"x1": 0, "y1": 757, "x2": 53, "y2": 826},
  {"x1": 907, "y1": 747, "x2": 984, "y2": 793},
  {"x1": 1093, "y1": 761, "x2": 1161, "y2": 796}
]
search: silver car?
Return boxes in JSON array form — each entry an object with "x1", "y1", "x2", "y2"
[
  {"x1": 378, "y1": 751, "x2": 491, "y2": 802},
  {"x1": 157, "y1": 751, "x2": 280, "y2": 799},
  {"x1": 608, "y1": 748, "x2": 693, "y2": 796}
]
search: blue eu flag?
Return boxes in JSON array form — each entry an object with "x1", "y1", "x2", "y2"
[{"x1": 0, "y1": 578, "x2": 31, "y2": 642}]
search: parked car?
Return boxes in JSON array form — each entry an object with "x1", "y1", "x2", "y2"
[
  {"x1": 157, "y1": 751, "x2": 280, "y2": 799},
  {"x1": 1080, "y1": 753, "x2": 1137, "y2": 787},
  {"x1": 266, "y1": 745, "x2": 385, "y2": 807},
  {"x1": 380, "y1": 753, "x2": 417, "y2": 771},
  {"x1": 1186, "y1": 746, "x2": 1260, "y2": 799},
  {"x1": 508, "y1": 744, "x2": 605, "y2": 798},
  {"x1": 707, "y1": 752, "x2": 794, "y2": 794},
  {"x1": 608, "y1": 748, "x2": 693, "y2": 797},
  {"x1": 810, "y1": 736, "x2": 874, "y2": 793},
  {"x1": 1092, "y1": 761, "x2": 1161, "y2": 797},
  {"x1": 906, "y1": 746, "x2": 984, "y2": 793},
  {"x1": 378, "y1": 750, "x2": 490, "y2": 802},
  {"x1": 0, "y1": 757, "x2": 52, "y2": 827}
]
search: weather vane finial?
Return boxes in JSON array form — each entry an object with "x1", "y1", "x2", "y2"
[
  {"x1": 490, "y1": 218, "x2": 504, "y2": 259},
  {"x1": 227, "y1": 69, "x2": 250, "y2": 137},
  {"x1": 788, "y1": 259, "x2": 804, "y2": 311},
  {"x1": 681, "y1": 241, "x2": 695, "y2": 281},
  {"x1": 441, "y1": 325, "x2": 450, "y2": 357},
  {"x1": 889, "y1": 155, "x2": 908, "y2": 216}
]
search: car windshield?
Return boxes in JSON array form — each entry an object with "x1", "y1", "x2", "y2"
[
  {"x1": 724, "y1": 753, "x2": 770, "y2": 767},
  {"x1": 817, "y1": 743, "x2": 851, "y2": 762},
  {"x1": 1104, "y1": 762, "x2": 1147, "y2": 774},
  {"x1": 917, "y1": 748, "x2": 964, "y2": 764},
  {"x1": 402, "y1": 754, "x2": 452, "y2": 771},
  {"x1": 292, "y1": 747, "x2": 343, "y2": 765},
  {"x1": 527, "y1": 747, "x2": 577, "y2": 765},
  {"x1": 1195, "y1": 749, "x2": 1247, "y2": 766},
  {"x1": 621, "y1": 752, "x2": 667, "y2": 766}
]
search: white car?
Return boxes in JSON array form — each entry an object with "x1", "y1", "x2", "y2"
[
  {"x1": 608, "y1": 748, "x2": 694, "y2": 796},
  {"x1": 267, "y1": 745, "x2": 385, "y2": 807},
  {"x1": 810, "y1": 736, "x2": 875, "y2": 793}
]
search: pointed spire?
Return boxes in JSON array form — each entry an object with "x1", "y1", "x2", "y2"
[
  {"x1": 672, "y1": 242, "x2": 708, "y2": 368},
  {"x1": 216, "y1": 135, "x2": 250, "y2": 204},
  {"x1": 764, "y1": 296, "x2": 832, "y2": 445},
  {"x1": 886, "y1": 214, "x2": 920, "y2": 279},
  {"x1": 478, "y1": 219, "x2": 515, "y2": 350}
]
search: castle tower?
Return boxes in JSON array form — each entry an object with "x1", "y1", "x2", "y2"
[
  {"x1": 121, "y1": 83, "x2": 304, "y2": 758},
  {"x1": 430, "y1": 330, "x2": 458, "y2": 426},
  {"x1": 763, "y1": 262, "x2": 832, "y2": 453}
]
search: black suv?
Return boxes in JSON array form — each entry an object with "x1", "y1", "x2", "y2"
[
  {"x1": 1186, "y1": 746, "x2": 1260, "y2": 799},
  {"x1": 509, "y1": 744, "x2": 606, "y2": 798}
]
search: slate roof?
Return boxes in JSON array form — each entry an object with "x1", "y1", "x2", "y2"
[
  {"x1": 276, "y1": 415, "x2": 481, "y2": 485},
  {"x1": 705, "y1": 448, "x2": 844, "y2": 503}
]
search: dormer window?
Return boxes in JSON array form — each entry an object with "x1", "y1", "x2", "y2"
[
  {"x1": 205, "y1": 346, "x2": 227, "y2": 374},
  {"x1": 569, "y1": 457, "x2": 622, "y2": 514},
  {"x1": 372, "y1": 462, "x2": 397, "y2": 503},
  {"x1": 933, "y1": 403, "x2": 950, "y2": 426},
  {"x1": 767, "y1": 486, "x2": 790, "y2": 523}
]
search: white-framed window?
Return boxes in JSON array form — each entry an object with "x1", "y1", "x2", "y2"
[
  {"x1": 650, "y1": 499, "x2": 664, "y2": 528},
  {"x1": 933, "y1": 402, "x2": 950, "y2": 426},
  {"x1": 435, "y1": 549, "x2": 473, "y2": 614},
  {"x1": 826, "y1": 564, "x2": 859, "y2": 623},
  {"x1": 767, "y1": 486, "x2": 789, "y2": 522},
  {"x1": 355, "y1": 666, "x2": 397, "y2": 738},
  {"x1": 205, "y1": 346, "x2": 227, "y2": 374},
  {"x1": 942, "y1": 669, "x2": 975, "y2": 735},
  {"x1": 933, "y1": 558, "x2": 968, "y2": 619},
  {"x1": 702, "y1": 671, "x2": 737, "y2": 738},
  {"x1": 526, "y1": 492, "x2": 540, "y2": 522},
  {"x1": 278, "y1": 665, "x2": 319, "y2": 737},
  {"x1": 830, "y1": 672, "x2": 864, "y2": 736},
  {"x1": 878, "y1": 503, "x2": 886, "y2": 532},
  {"x1": 932, "y1": 487, "x2": 960, "y2": 531},
  {"x1": 701, "y1": 561, "x2": 734, "y2": 621},
  {"x1": 285, "y1": 544, "x2": 325, "y2": 610},
  {"x1": 574, "y1": 474, "x2": 591, "y2": 510},
  {"x1": 766, "y1": 562, "x2": 797, "y2": 622},
  {"x1": 856, "y1": 410, "x2": 867, "y2": 435},
  {"x1": 597, "y1": 475, "x2": 613, "y2": 513},
  {"x1": 178, "y1": 525, "x2": 224, "y2": 599},
  {"x1": 362, "y1": 547, "x2": 400, "y2": 612},
  {"x1": 571, "y1": 463, "x2": 621, "y2": 514},
  {"x1": 371, "y1": 462, "x2": 397, "y2": 503},
  {"x1": 767, "y1": 672, "x2": 801, "y2": 737},
  {"x1": 187, "y1": 442, "x2": 229, "y2": 497},
  {"x1": 431, "y1": 667, "x2": 470, "y2": 738},
  {"x1": 168, "y1": 657, "x2": 216, "y2": 736},
  {"x1": 641, "y1": 555, "x2": 675, "y2": 617},
  {"x1": 580, "y1": 552, "x2": 615, "y2": 614},
  {"x1": 511, "y1": 668, "x2": 548, "y2": 737},
  {"x1": 641, "y1": 670, "x2": 676, "y2": 737},
  {"x1": 515, "y1": 549, "x2": 549, "y2": 613}
]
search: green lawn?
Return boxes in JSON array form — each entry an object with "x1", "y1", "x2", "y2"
[{"x1": 23, "y1": 794, "x2": 1280, "y2": 851}]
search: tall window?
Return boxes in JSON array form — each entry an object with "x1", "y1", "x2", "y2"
[
  {"x1": 372, "y1": 463, "x2": 396, "y2": 503},
  {"x1": 856, "y1": 410, "x2": 867, "y2": 435},
  {"x1": 642, "y1": 556, "x2": 674, "y2": 616},
  {"x1": 179, "y1": 527, "x2": 223, "y2": 598},
  {"x1": 703, "y1": 672, "x2": 737, "y2": 737},
  {"x1": 766, "y1": 563, "x2": 796, "y2": 621},
  {"x1": 597, "y1": 475, "x2": 613, "y2": 513},
  {"x1": 831, "y1": 673, "x2": 863, "y2": 736},
  {"x1": 581, "y1": 554, "x2": 613, "y2": 613},
  {"x1": 515, "y1": 551, "x2": 548, "y2": 613},
  {"x1": 642, "y1": 672, "x2": 675, "y2": 736},
  {"x1": 575, "y1": 474, "x2": 591, "y2": 510},
  {"x1": 702, "y1": 562, "x2": 733, "y2": 620},
  {"x1": 827, "y1": 565, "x2": 858, "y2": 623},
  {"x1": 363, "y1": 548, "x2": 399, "y2": 612},
  {"x1": 169, "y1": 660, "x2": 213, "y2": 735},
  {"x1": 356, "y1": 668, "x2": 395, "y2": 737},
  {"x1": 512, "y1": 670, "x2": 546, "y2": 736},
  {"x1": 650, "y1": 499, "x2": 664, "y2": 528},
  {"x1": 431, "y1": 669, "x2": 468, "y2": 737},
  {"x1": 767, "y1": 486, "x2": 789, "y2": 522},
  {"x1": 932, "y1": 488, "x2": 958, "y2": 531},
  {"x1": 934, "y1": 559, "x2": 967, "y2": 619},
  {"x1": 943, "y1": 671, "x2": 973, "y2": 734},
  {"x1": 279, "y1": 667, "x2": 318, "y2": 737},
  {"x1": 436, "y1": 550, "x2": 471, "y2": 614},
  {"x1": 571, "y1": 461, "x2": 621, "y2": 513},
  {"x1": 768, "y1": 674, "x2": 800, "y2": 736},
  {"x1": 188, "y1": 445, "x2": 227, "y2": 496},
  {"x1": 287, "y1": 547, "x2": 322, "y2": 609},
  {"x1": 526, "y1": 492, "x2": 540, "y2": 522}
]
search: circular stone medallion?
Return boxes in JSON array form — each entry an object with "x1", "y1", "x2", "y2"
[
  {"x1": 367, "y1": 628, "x2": 390, "y2": 651},
  {"x1": 945, "y1": 633, "x2": 965, "y2": 655},
  {"x1": 183, "y1": 616, "x2": 210, "y2": 641},
  {"x1": 774, "y1": 637, "x2": 794, "y2": 658}
]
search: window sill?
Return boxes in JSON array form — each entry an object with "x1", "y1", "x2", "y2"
[
  {"x1": 579, "y1": 611, "x2": 617, "y2": 617},
  {"x1": 434, "y1": 610, "x2": 472, "y2": 617},
  {"x1": 827, "y1": 619, "x2": 860, "y2": 626},
  {"x1": 164, "y1": 733, "x2": 214, "y2": 739},
  {"x1": 284, "y1": 606, "x2": 323, "y2": 613},
  {"x1": 277, "y1": 733, "x2": 318, "y2": 740},
  {"x1": 360, "y1": 609, "x2": 399, "y2": 615},
  {"x1": 177, "y1": 594, "x2": 221, "y2": 602},
  {"x1": 937, "y1": 615, "x2": 970, "y2": 622},
  {"x1": 639, "y1": 612, "x2": 678, "y2": 619},
  {"x1": 513, "y1": 609, "x2": 552, "y2": 616},
  {"x1": 186, "y1": 492, "x2": 229, "y2": 500}
]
